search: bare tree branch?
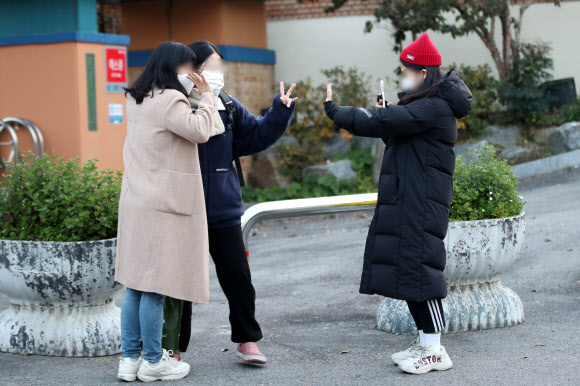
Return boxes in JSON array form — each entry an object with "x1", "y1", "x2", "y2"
[{"x1": 514, "y1": 0, "x2": 536, "y2": 45}]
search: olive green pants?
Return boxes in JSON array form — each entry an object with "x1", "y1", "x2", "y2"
[{"x1": 161, "y1": 297, "x2": 183, "y2": 353}]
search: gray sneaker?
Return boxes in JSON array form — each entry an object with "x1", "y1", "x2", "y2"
[{"x1": 137, "y1": 349, "x2": 190, "y2": 382}]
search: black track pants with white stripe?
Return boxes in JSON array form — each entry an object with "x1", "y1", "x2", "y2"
[{"x1": 406, "y1": 299, "x2": 446, "y2": 333}]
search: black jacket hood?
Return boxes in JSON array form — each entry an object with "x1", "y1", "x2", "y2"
[{"x1": 437, "y1": 68, "x2": 473, "y2": 119}]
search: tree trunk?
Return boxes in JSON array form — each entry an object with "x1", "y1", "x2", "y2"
[
  {"x1": 499, "y1": 5, "x2": 512, "y2": 76},
  {"x1": 453, "y1": 3, "x2": 509, "y2": 79},
  {"x1": 475, "y1": 28, "x2": 508, "y2": 81}
]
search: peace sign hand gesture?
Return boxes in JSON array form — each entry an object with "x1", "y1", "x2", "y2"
[{"x1": 280, "y1": 82, "x2": 298, "y2": 108}]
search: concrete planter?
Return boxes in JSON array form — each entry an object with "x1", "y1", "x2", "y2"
[
  {"x1": 377, "y1": 212, "x2": 526, "y2": 334},
  {"x1": 0, "y1": 238, "x2": 122, "y2": 356}
]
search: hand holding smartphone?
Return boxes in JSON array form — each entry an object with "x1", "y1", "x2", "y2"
[{"x1": 377, "y1": 80, "x2": 389, "y2": 108}]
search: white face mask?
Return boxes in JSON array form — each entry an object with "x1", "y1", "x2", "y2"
[
  {"x1": 401, "y1": 73, "x2": 424, "y2": 93},
  {"x1": 202, "y1": 70, "x2": 225, "y2": 96},
  {"x1": 177, "y1": 74, "x2": 194, "y2": 95},
  {"x1": 400, "y1": 77, "x2": 415, "y2": 93}
]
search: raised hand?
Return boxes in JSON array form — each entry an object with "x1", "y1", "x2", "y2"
[
  {"x1": 280, "y1": 82, "x2": 298, "y2": 107},
  {"x1": 326, "y1": 83, "x2": 332, "y2": 102},
  {"x1": 189, "y1": 72, "x2": 212, "y2": 95},
  {"x1": 376, "y1": 97, "x2": 393, "y2": 109}
]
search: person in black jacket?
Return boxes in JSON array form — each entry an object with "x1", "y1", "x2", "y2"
[
  {"x1": 324, "y1": 33, "x2": 472, "y2": 375},
  {"x1": 162, "y1": 41, "x2": 297, "y2": 365}
]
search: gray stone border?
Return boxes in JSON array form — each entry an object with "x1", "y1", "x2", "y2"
[{"x1": 512, "y1": 149, "x2": 580, "y2": 180}]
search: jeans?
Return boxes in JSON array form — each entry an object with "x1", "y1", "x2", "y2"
[{"x1": 121, "y1": 288, "x2": 165, "y2": 363}]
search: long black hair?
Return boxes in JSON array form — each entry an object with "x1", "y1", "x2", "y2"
[
  {"x1": 124, "y1": 41, "x2": 196, "y2": 104},
  {"x1": 398, "y1": 60, "x2": 443, "y2": 106},
  {"x1": 188, "y1": 40, "x2": 223, "y2": 69}
]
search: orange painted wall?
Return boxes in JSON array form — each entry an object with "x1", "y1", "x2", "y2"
[
  {"x1": 0, "y1": 42, "x2": 127, "y2": 171},
  {"x1": 169, "y1": 0, "x2": 224, "y2": 45},
  {"x1": 121, "y1": 0, "x2": 267, "y2": 50},
  {"x1": 220, "y1": 0, "x2": 267, "y2": 48},
  {"x1": 75, "y1": 42, "x2": 126, "y2": 171},
  {"x1": 120, "y1": 0, "x2": 170, "y2": 51},
  {"x1": 0, "y1": 43, "x2": 80, "y2": 161}
]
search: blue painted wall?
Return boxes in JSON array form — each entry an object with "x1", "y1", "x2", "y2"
[
  {"x1": 0, "y1": 0, "x2": 97, "y2": 37},
  {"x1": 128, "y1": 45, "x2": 276, "y2": 67}
]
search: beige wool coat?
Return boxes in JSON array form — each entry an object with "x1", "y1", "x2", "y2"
[{"x1": 115, "y1": 88, "x2": 217, "y2": 303}]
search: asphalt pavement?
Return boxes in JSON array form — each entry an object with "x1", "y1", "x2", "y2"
[{"x1": 1, "y1": 167, "x2": 579, "y2": 385}]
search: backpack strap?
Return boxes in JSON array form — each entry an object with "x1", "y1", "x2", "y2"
[{"x1": 219, "y1": 90, "x2": 245, "y2": 187}]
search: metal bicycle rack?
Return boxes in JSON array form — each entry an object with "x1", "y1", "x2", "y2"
[
  {"x1": 0, "y1": 120, "x2": 19, "y2": 165},
  {"x1": 0, "y1": 117, "x2": 44, "y2": 168},
  {"x1": 241, "y1": 193, "x2": 378, "y2": 253}
]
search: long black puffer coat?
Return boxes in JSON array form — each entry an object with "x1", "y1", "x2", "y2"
[{"x1": 324, "y1": 69, "x2": 472, "y2": 302}]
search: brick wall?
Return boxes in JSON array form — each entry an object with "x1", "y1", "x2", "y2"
[
  {"x1": 225, "y1": 62, "x2": 276, "y2": 116},
  {"x1": 225, "y1": 62, "x2": 276, "y2": 178},
  {"x1": 265, "y1": 0, "x2": 577, "y2": 21},
  {"x1": 266, "y1": 0, "x2": 381, "y2": 21}
]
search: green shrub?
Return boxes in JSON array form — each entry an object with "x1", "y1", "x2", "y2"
[
  {"x1": 245, "y1": 143, "x2": 378, "y2": 202},
  {"x1": 277, "y1": 143, "x2": 325, "y2": 183},
  {"x1": 332, "y1": 143, "x2": 375, "y2": 176},
  {"x1": 321, "y1": 66, "x2": 374, "y2": 110},
  {"x1": 286, "y1": 77, "x2": 335, "y2": 145},
  {"x1": 0, "y1": 152, "x2": 122, "y2": 241},
  {"x1": 497, "y1": 42, "x2": 554, "y2": 127},
  {"x1": 523, "y1": 98, "x2": 580, "y2": 128},
  {"x1": 450, "y1": 44, "x2": 569, "y2": 131},
  {"x1": 287, "y1": 67, "x2": 375, "y2": 145},
  {"x1": 279, "y1": 66, "x2": 389, "y2": 181},
  {"x1": 450, "y1": 142, "x2": 525, "y2": 221},
  {"x1": 242, "y1": 173, "x2": 376, "y2": 204},
  {"x1": 558, "y1": 99, "x2": 580, "y2": 122}
]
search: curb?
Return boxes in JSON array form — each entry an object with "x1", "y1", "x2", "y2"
[{"x1": 512, "y1": 149, "x2": 580, "y2": 180}]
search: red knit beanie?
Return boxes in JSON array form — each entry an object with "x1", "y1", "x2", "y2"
[{"x1": 400, "y1": 33, "x2": 442, "y2": 67}]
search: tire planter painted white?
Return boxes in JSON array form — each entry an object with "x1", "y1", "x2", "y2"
[
  {"x1": 0, "y1": 238, "x2": 122, "y2": 356},
  {"x1": 377, "y1": 212, "x2": 526, "y2": 334}
]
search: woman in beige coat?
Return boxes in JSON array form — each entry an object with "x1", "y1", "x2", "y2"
[{"x1": 114, "y1": 41, "x2": 217, "y2": 383}]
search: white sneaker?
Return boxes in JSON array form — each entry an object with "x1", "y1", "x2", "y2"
[
  {"x1": 398, "y1": 344, "x2": 453, "y2": 374},
  {"x1": 118, "y1": 356, "x2": 142, "y2": 382},
  {"x1": 390, "y1": 337, "x2": 421, "y2": 365},
  {"x1": 137, "y1": 349, "x2": 191, "y2": 382}
]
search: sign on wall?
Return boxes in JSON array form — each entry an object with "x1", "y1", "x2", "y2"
[
  {"x1": 105, "y1": 46, "x2": 127, "y2": 93},
  {"x1": 86, "y1": 53, "x2": 97, "y2": 131},
  {"x1": 109, "y1": 103, "x2": 123, "y2": 124}
]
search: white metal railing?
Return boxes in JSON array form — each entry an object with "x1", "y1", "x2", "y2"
[
  {"x1": 241, "y1": 193, "x2": 378, "y2": 254},
  {"x1": 0, "y1": 118, "x2": 44, "y2": 167},
  {"x1": 0, "y1": 120, "x2": 19, "y2": 165}
]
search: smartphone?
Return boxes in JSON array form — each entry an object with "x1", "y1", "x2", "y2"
[{"x1": 380, "y1": 80, "x2": 386, "y2": 108}]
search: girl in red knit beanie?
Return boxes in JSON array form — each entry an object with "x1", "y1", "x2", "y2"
[{"x1": 324, "y1": 33, "x2": 473, "y2": 375}]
